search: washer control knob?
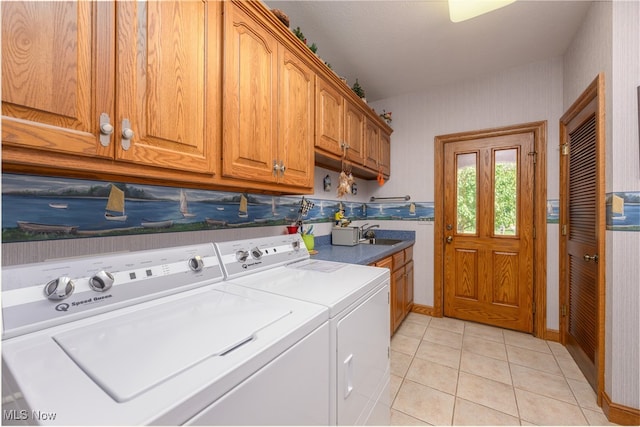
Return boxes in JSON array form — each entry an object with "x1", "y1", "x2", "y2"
[
  {"x1": 292, "y1": 240, "x2": 300, "y2": 251},
  {"x1": 89, "y1": 271, "x2": 114, "y2": 292},
  {"x1": 44, "y1": 276, "x2": 75, "y2": 300},
  {"x1": 188, "y1": 255, "x2": 204, "y2": 272},
  {"x1": 250, "y1": 247, "x2": 263, "y2": 260},
  {"x1": 236, "y1": 250, "x2": 249, "y2": 263}
]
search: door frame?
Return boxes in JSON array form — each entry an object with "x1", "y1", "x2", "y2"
[
  {"x1": 559, "y1": 74, "x2": 606, "y2": 404},
  {"x1": 434, "y1": 121, "x2": 548, "y2": 338}
]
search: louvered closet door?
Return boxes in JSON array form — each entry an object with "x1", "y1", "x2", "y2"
[{"x1": 564, "y1": 108, "x2": 600, "y2": 391}]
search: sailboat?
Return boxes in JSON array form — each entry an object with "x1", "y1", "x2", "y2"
[
  {"x1": 238, "y1": 194, "x2": 248, "y2": 218},
  {"x1": 180, "y1": 190, "x2": 196, "y2": 218},
  {"x1": 612, "y1": 194, "x2": 626, "y2": 221},
  {"x1": 104, "y1": 184, "x2": 127, "y2": 221},
  {"x1": 409, "y1": 202, "x2": 416, "y2": 216}
]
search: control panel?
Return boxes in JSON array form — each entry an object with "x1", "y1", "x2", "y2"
[
  {"x1": 2, "y1": 244, "x2": 223, "y2": 339},
  {"x1": 215, "y1": 234, "x2": 309, "y2": 280}
]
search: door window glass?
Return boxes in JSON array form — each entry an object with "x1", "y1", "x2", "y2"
[
  {"x1": 494, "y1": 149, "x2": 517, "y2": 235},
  {"x1": 456, "y1": 153, "x2": 477, "y2": 234}
]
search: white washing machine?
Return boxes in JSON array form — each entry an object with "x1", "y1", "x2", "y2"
[
  {"x1": 215, "y1": 234, "x2": 391, "y2": 425},
  {"x1": 1, "y1": 243, "x2": 329, "y2": 425}
]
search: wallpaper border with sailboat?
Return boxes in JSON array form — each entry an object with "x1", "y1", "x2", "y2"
[
  {"x1": 546, "y1": 194, "x2": 640, "y2": 230},
  {"x1": 2, "y1": 175, "x2": 638, "y2": 243}
]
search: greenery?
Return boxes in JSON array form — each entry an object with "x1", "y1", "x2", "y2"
[
  {"x1": 456, "y1": 163, "x2": 517, "y2": 234},
  {"x1": 292, "y1": 26, "x2": 305, "y2": 43},
  {"x1": 456, "y1": 166, "x2": 477, "y2": 233},
  {"x1": 351, "y1": 79, "x2": 365, "y2": 98},
  {"x1": 493, "y1": 163, "x2": 517, "y2": 234}
]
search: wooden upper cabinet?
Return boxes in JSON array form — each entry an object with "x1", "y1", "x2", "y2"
[
  {"x1": 2, "y1": 0, "x2": 221, "y2": 180},
  {"x1": 223, "y1": 1, "x2": 313, "y2": 190},
  {"x1": 2, "y1": 1, "x2": 114, "y2": 158},
  {"x1": 315, "y1": 74, "x2": 392, "y2": 179},
  {"x1": 315, "y1": 77, "x2": 344, "y2": 155},
  {"x1": 379, "y1": 129, "x2": 391, "y2": 177},
  {"x1": 344, "y1": 101, "x2": 365, "y2": 164},
  {"x1": 223, "y1": 2, "x2": 278, "y2": 183},
  {"x1": 364, "y1": 118, "x2": 391, "y2": 178},
  {"x1": 278, "y1": 48, "x2": 314, "y2": 188},
  {"x1": 115, "y1": 1, "x2": 219, "y2": 174},
  {"x1": 364, "y1": 118, "x2": 381, "y2": 170}
]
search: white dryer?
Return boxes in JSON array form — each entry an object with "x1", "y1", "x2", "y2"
[
  {"x1": 215, "y1": 234, "x2": 391, "y2": 425},
  {"x1": 1, "y1": 243, "x2": 329, "y2": 425}
]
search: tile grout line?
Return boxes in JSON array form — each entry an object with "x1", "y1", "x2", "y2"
[
  {"x1": 506, "y1": 329, "x2": 526, "y2": 425},
  {"x1": 549, "y1": 342, "x2": 595, "y2": 424}
]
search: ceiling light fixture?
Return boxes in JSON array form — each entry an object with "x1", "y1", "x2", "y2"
[{"x1": 448, "y1": 0, "x2": 516, "y2": 23}]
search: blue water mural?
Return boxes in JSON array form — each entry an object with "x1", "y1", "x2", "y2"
[
  {"x1": 606, "y1": 192, "x2": 640, "y2": 231},
  {"x1": 2, "y1": 174, "x2": 637, "y2": 243}
]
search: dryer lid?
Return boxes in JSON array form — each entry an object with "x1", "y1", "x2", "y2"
[{"x1": 54, "y1": 289, "x2": 290, "y2": 402}]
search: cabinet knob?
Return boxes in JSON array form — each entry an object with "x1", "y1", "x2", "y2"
[
  {"x1": 273, "y1": 160, "x2": 280, "y2": 176},
  {"x1": 99, "y1": 113, "x2": 113, "y2": 147},
  {"x1": 121, "y1": 119, "x2": 134, "y2": 150},
  {"x1": 122, "y1": 128, "x2": 134, "y2": 139},
  {"x1": 279, "y1": 160, "x2": 286, "y2": 176}
]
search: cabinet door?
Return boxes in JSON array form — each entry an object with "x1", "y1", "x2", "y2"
[
  {"x1": 392, "y1": 267, "x2": 406, "y2": 332},
  {"x1": 278, "y1": 48, "x2": 314, "y2": 188},
  {"x1": 116, "y1": 1, "x2": 218, "y2": 174},
  {"x1": 364, "y1": 119, "x2": 380, "y2": 170},
  {"x1": 222, "y1": 2, "x2": 278, "y2": 183},
  {"x1": 344, "y1": 101, "x2": 365, "y2": 164},
  {"x1": 315, "y1": 77, "x2": 344, "y2": 155},
  {"x1": 405, "y1": 260, "x2": 414, "y2": 313},
  {"x1": 2, "y1": 1, "x2": 114, "y2": 158},
  {"x1": 379, "y1": 130, "x2": 391, "y2": 177}
]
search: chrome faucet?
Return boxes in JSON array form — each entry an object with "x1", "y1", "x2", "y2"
[{"x1": 360, "y1": 223, "x2": 380, "y2": 239}]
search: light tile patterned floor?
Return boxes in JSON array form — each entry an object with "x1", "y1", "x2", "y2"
[{"x1": 390, "y1": 313, "x2": 618, "y2": 426}]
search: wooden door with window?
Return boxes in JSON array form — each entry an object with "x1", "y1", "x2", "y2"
[
  {"x1": 559, "y1": 74, "x2": 605, "y2": 396},
  {"x1": 442, "y1": 133, "x2": 535, "y2": 332}
]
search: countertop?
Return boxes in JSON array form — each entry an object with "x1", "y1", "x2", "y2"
[{"x1": 310, "y1": 229, "x2": 416, "y2": 265}]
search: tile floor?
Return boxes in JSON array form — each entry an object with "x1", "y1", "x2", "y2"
[{"x1": 390, "y1": 313, "x2": 617, "y2": 426}]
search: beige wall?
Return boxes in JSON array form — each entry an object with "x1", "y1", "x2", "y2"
[
  {"x1": 368, "y1": 57, "x2": 564, "y2": 327},
  {"x1": 556, "y1": 0, "x2": 639, "y2": 409}
]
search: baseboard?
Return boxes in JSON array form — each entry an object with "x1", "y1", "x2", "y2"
[
  {"x1": 410, "y1": 304, "x2": 436, "y2": 317},
  {"x1": 602, "y1": 391, "x2": 640, "y2": 425},
  {"x1": 544, "y1": 329, "x2": 560, "y2": 342}
]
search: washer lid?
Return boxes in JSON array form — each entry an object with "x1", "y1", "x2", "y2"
[{"x1": 53, "y1": 289, "x2": 290, "y2": 403}]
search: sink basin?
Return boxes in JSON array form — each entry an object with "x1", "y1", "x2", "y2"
[{"x1": 360, "y1": 238, "x2": 403, "y2": 246}]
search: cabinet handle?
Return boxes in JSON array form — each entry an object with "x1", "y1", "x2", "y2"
[
  {"x1": 121, "y1": 119, "x2": 134, "y2": 151},
  {"x1": 99, "y1": 113, "x2": 113, "y2": 147},
  {"x1": 279, "y1": 160, "x2": 286, "y2": 176},
  {"x1": 273, "y1": 160, "x2": 280, "y2": 177}
]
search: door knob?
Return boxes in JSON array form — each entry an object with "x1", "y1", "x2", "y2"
[
  {"x1": 446, "y1": 236, "x2": 453, "y2": 244},
  {"x1": 583, "y1": 254, "x2": 599, "y2": 263}
]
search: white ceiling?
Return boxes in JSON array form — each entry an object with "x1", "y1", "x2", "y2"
[{"x1": 264, "y1": 0, "x2": 593, "y2": 102}]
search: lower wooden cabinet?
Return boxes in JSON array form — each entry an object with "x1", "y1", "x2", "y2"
[{"x1": 374, "y1": 245, "x2": 414, "y2": 335}]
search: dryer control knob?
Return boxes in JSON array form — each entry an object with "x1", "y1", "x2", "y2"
[
  {"x1": 250, "y1": 247, "x2": 263, "y2": 260},
  {"x1": 236, "y1": 250, "x2": 249, "y2": 263},
  {"x1": 188, "y1": 255, "x2": 204, "y2": 272},
  {"x1": 89, "y1": 271, "x2": 114, "y2": 292},
  {"x1": 44, "y1": 276, "x2": 75, "y2": 300},
  {"x1": 292, "y1": 240, "x2": 300, "y2": 251}
]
